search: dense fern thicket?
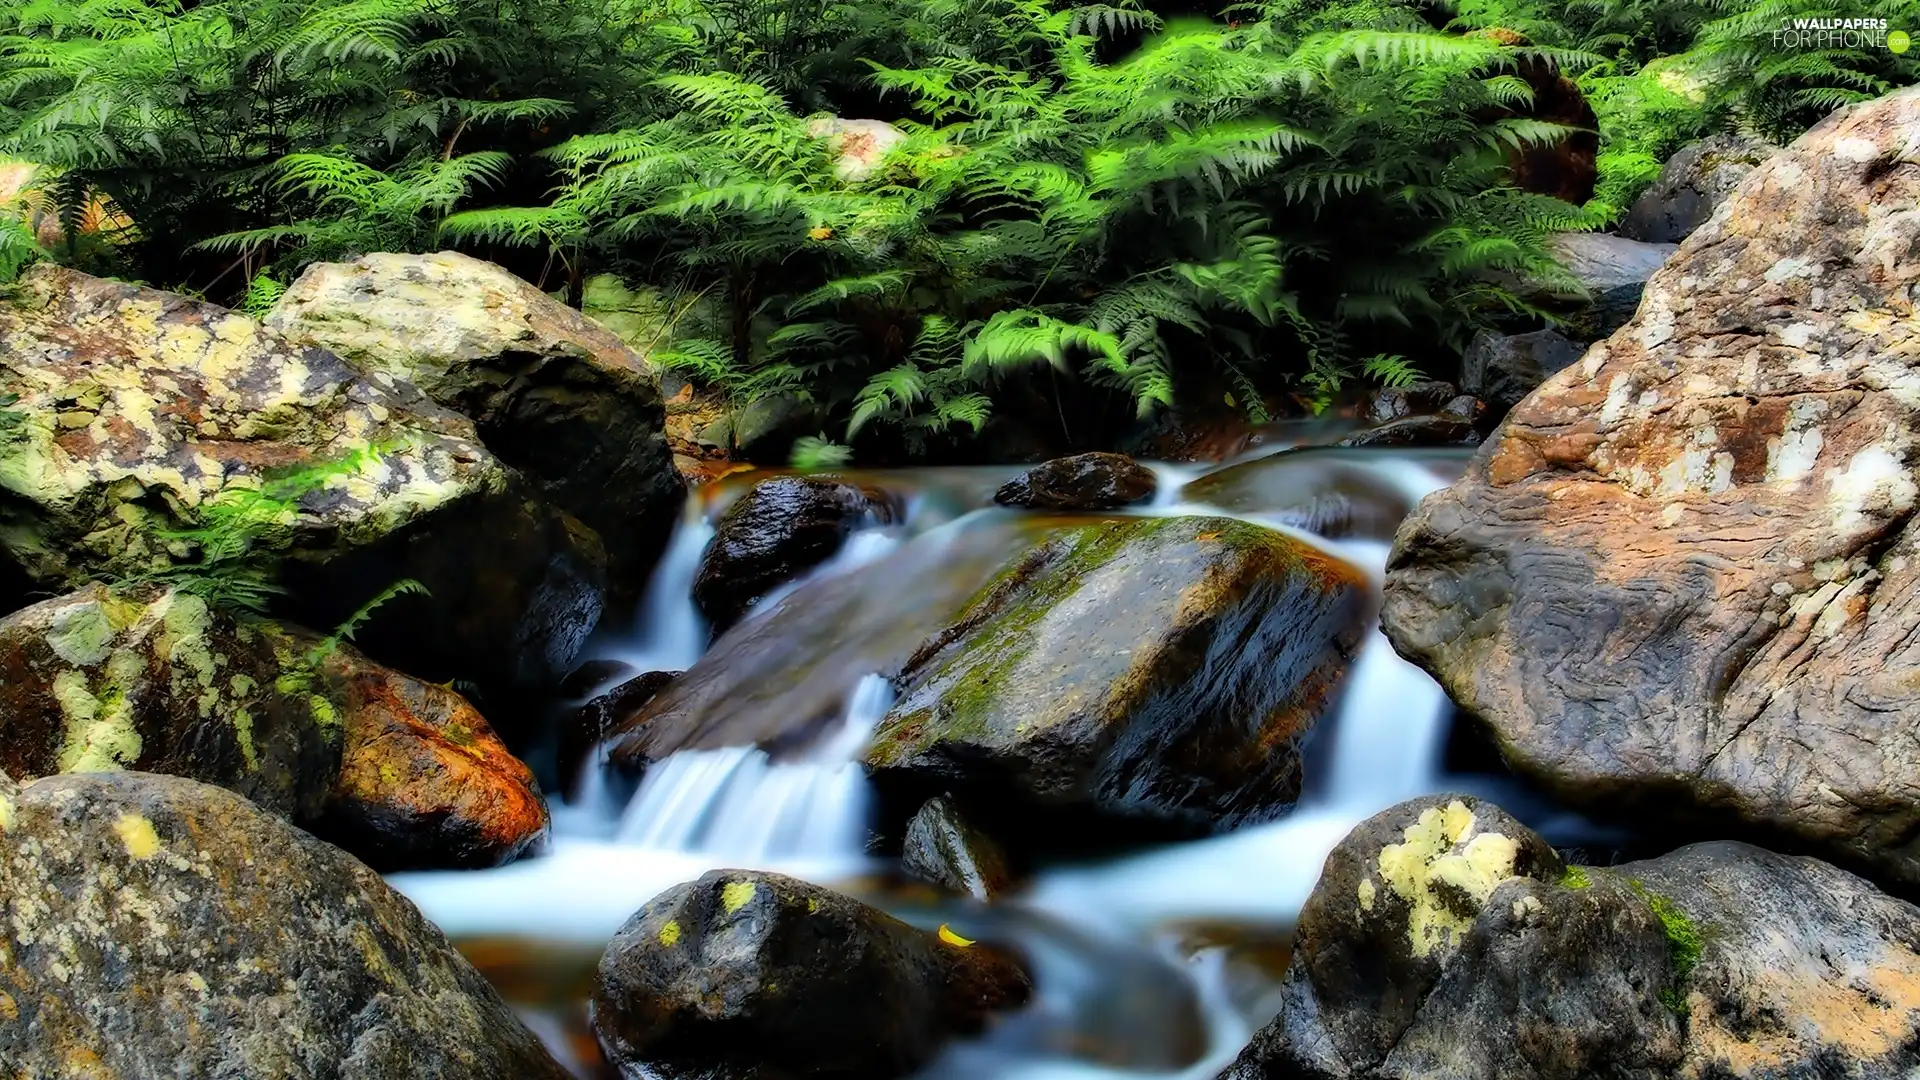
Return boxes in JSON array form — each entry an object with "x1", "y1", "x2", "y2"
[{"x1": 0, "y1": 0, "x2": 1913, "y2": 461}]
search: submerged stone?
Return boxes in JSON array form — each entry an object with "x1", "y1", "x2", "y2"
[
  {"x1": 0, "y1": 770, "x2": 571, "y2": 1080},
  {"x1": 993, "y1": 452, "x2": 1158, "y2": 511}
]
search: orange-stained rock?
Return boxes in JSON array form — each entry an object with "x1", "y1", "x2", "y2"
[{"x1": 315, "y1": 645, "x2": 550, "y2": 871}]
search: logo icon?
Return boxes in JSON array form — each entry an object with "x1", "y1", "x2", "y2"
[{"x1": 1891, "y1": 29, "x2": 1912, "y2": 53}]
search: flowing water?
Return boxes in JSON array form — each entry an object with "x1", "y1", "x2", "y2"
[{"x1": 389, "y1": 442, "x2": 1605, "y2": 1079}]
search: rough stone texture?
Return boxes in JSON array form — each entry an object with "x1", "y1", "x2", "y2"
[
  {"x1": 0, "y1": 770, "x2": 571, "y2": 1080},
  {"x1": 993, "y1": 452, "x2": 1158, "y2": 511},
  {"x1": 0, "y1": 584, "x2": 548, "y2": 870},
  {"x1": 0, "y1": 264, "x2": 608, "y2": 700},
  {"x1": 1620, "y1": 133, "x2": 1774, "y2": 244},
  {"x1": 900, "y1": 795, "x2": 1014, "y2": 901},
  {"x1": 311, "y1": 642, "x2": 550, "y2": 871},
  {"x1": 1550, "y1": 232, "x2": 1680, "y2": 337},
  {"x1": 805, "y1": 117, "x2": 909, "y2": 183},
  {"x1": 693, "y1": 474, "x2": 898, "y2": 634},
  {"x1": 1382, "y1": 87, "x2": 1920, "y2": 889},
  {"x1": 267, "y1": 251, "x2": 683, "y2": 593},
  {"x1": 1227, "y1": 798, "x2": 1920, "y2": 1079},
  {"x1": 865, "y1": 515, "x2": 1368, "y2": 830},
  {"x1": 1363, "y1": 381, "x2": 1459, "y2": 425},
  {"x1": 592, "y1": 869, "x2": 1031, "y2": 1080},
  {"x1": 1460, "y1": 328, "x2": 1588, "y2": 413}
]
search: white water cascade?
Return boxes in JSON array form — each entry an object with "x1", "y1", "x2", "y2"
[{"x1": 389, "y1": 450, "x2": 1483, "y2": 1080}]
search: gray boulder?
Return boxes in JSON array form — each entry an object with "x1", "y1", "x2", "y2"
[
  {"x1": 0, "y1": 770, "x2": 570, "y2": 1079},
  {"x1": 901, "y1": 795, "x2": 1014, "y2": 900},
  {"x1": 1619, "y1": 133, "x2": 1773, "y2": 244},
  {"x1": 1460, "y1": 328, "x2": 1588, "y2": 412}
]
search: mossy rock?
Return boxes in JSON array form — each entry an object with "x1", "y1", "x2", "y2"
[
  {"x1": 0, "y1": 264, "x2": 610, "y2": 701},
  {"x1": 865, "y1": 514, "x2": 1368, "y2": 832}
]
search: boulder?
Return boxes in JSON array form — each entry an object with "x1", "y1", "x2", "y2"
[
  {"x1": 693, "y1": 475, "x2": 897, "y2": 633},
  {"x1": 0, "y1": 264, "x2": 608, "y2": 699},
  {"x1": 1226, "y1": 794, "x2": 1920, "y2": 1079},
  {"x1": 1548, "y1": 232, "x2": 1679, "y2": 337},
  {"x1": 901, "y1": 795, "x2": 1014, "y2": 900},
  {"x1": 1382, "y1": 87, "x2": 1920, "y2": 888},
  {"x1": 993, "y1": 452, "x2": 1158, "y2": 510},
  {"x1": 558, "y1": 668, "x2": 676, "y2": 798},
  {"x1": 0, "y1": 584, "x2": 548, "y2": 869},
  {"x1": 1335, "y1": 414, "x2": 1479, "y2": 449},
  {"x1": 1362, "y1": 380, "x2": 1459, "y2": 425},
  {"x1": 865, "y1": 515, "x2": 1367, "y2": 831},
  {"x1": 1460, "y1": 328, "x2": 1588, "y2": 413},
  {"x1": 805, "y1": 117, "x2": 909, "y2": 183},
  {"x1": 266, "y1": 251, "x2": 684, "y2": 593},
  {"x1": 0, "y1": 770, "x2": 571, "y2": 1079},
  {"x1": 592, "y1": 869, "x2": 1030, "y2": 1080},
  {"x1": 1619, "y1": 133, "x2": 1773, "y2": 244}
]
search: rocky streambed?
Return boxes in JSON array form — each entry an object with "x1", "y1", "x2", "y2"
[{"x1": 5, "y1": 87, "x2": 1920, "y2": 1080}]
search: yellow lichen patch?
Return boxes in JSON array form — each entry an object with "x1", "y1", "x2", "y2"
[
  {"x1": 659, "y1": 920, "x2": 682, "y2": 947},
  {"x1": 1357, "y1": 877, "x2": 1377, "y2": 912},
  {"x1": 0, "y1": 791, "x2": 14, "y2": 833},
  {"x1": 1375, "y1": 800, "x2": 1522, "y2": 958},
  {"x1": 54, "y1": 672, "x2": 143, "y2": 773},
  {"x1": 721, "y1": 880, "x2": 758, "y2": 915},
  {"x1": 114, "y1": 813, "x2": 162, "y2": 859}
]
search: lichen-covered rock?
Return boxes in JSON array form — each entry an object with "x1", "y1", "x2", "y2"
[
  {"x1": 0, "y1": 264, "x2": 608, "y2": 699},
  {"x1": 0, "y1": 584, "x2": 548, "y2": 870},
  {"x1": 900, "y1": 795, "x2": 1013, "y2": 901},
  {"x1": 0, "y1": 770, "x2": 571, "y2": 1080},
  {"x1": 865, "y1": 515, "x2": 1367, "y2": 831},
  {"x1": 1227, "y1": 797, "x2": 1920, "y2": 1079},
  {"x1": 1460, "y1": 328, "x2": 1588, "y2": 413},
  {"x1": 1619, "y1": 133, "x2": 1773, "y2": 244},
  {"x1": 592, "y1": 869, "x2": 1030, "y2": 1080},
  {"x1": 1382, "y1": 87, "x2": 1920, "y2": 890},
  {"x1": 266, "y1": 251, "x2": 683, "y2": 592},
  {"x1": 693, "y1": 474, "x2": 898, "y2": 633},
  {"x1": 993, "y1": 452, "x2": 1158, "y2": 511}
]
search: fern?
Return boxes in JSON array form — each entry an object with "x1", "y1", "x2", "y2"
[{"x1": 304, "y1": 578, "x2": 431, "y2": 664}]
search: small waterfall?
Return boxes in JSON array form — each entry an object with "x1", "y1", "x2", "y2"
[
  {"x1": 614, "y1": 674, "x2": 894, "y2": 859},
  {"x1": 605, "y1": 511, "x2": 714, "y2": 675}
]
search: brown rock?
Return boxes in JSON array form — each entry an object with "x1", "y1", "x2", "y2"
[
  {"x1": 558, "y1": 668, "x2": 676, "y2": 798},
  {"x1": 692, "y1": 474, "x2": 898, "y2": 633},
  {"x1": 0, "y1": 584, "x2": 548, "y2": 870},
  {"x1": 592, "y1": 869, "x2": 1029, "y2": 1080},
  {"x1": 900, "y1": 795, "x2": 1014, "y2": 900},
  {"x1": 993, "y1": 452, "x2": 1158, "y2": 510},
  {"x1": 1382, "y1": 88, "x2": 1920, "y2": 888},
  {"x1": 0, "y1": 770, "x2": 571, "y2": 1080}
]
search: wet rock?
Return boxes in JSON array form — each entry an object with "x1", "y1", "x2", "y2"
[
  {"x1": 993, "y1": 452, "x2": 1157, "y2": 510},
  {"x1": 592, "y1": 869, "x2": 1030, "y2": 1080},
  {"x1": 1179, "y1": 448, "x2": 1469, "y2": 541},
  {"x1": 558, "y1": 668, "x2": 676, "y2": 799},
  {"x1": 0, "y1": 264, "x2": 608, "y2": 699},
  {"x1": 1460, "y1": 328, "x2": 1589, "y2": 413},
  {"x1": 693, "y1": 475, "x2": 898, "y2": 633},
  {"x1": 1335, "y1": 415, "x2": 1480, "y2": 449},
  {"x1": 0, "y1": 584, "x2": 548, "y2": 870},
  {"x1": 0, "y1": 770, "x2": 571, "y2": 1080},
  {"x1": 901, "y1": 795, "x2": 1014, "y2": 900},
  {"x1": 1226, "y1": 794, "x2": 1920, "y2": 1079},
  {"x1": 1549, "y1": 232, "x2": 1679, "y2": 337},
  {"x1": 1619, "y1": 133, "x2": 1773, "y2": 244},
  {"x1": 312, "y1": 642, "x2": 550, "y2": 871},
  {"x1": 1383, "y1": 87, "x2": 1920, "y2": 890},
  {"x1": 865, "y1": 515, "x2": 1368, "y2": 831},
  {"x1": 1362, "y1": 381, "x2": 1459, "y2": 425},
  {"x1": 267, "y1": 251, "x2": 684, "y2": 593},
  {"x1": 806, "y1": 117, "x2": 909, "y2": 183}
]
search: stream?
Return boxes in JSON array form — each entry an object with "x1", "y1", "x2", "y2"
[{"x1": 389, "y1": 439, "x2": 1612, "y2": 1079}]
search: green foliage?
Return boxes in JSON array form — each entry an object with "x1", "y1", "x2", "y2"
[
  {"x1": 303, "y1": 578, "x2": 430, "y2": 664},
  {"x1": 238, "y1": 273, "x2": 286, "y2": 319},
  {"x1": 1559, "y1": 864, "x2": 1593, "y2": 889},
  {"x1": 0, "y1": 390, "x2": 24, "y2": 440},
  {"x1": 133, "y1": 448, "x2": 386, "y2": 613},
  {"x1": 1628, "y1": 879, "x2": 1704, "y2": 1015},
  {"x1": 789, "y1": 435, "x2": 854, "y2": 469}
]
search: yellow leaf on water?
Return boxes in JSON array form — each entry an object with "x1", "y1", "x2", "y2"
[{"x1": 937, "y1": 924, "x2": 975, "y2": 948}]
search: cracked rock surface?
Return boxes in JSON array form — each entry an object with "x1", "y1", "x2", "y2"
[{"x1": 1382, "y1": 88, "x2": 1920, "y2": 887}]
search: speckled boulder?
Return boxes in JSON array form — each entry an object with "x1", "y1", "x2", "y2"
[
  {"x1": 1227, "y1": 795, "x2": 1920, "y2": 1079},
  {"x1": 0, "y1": 770, "x2": 571, "y2": 1080},
  {"x1": 0, "y1": 264, "x2": 608, "y2": 697},
  {"x1": 267, "y1": 251, "x2": 684, "y2": 592},
  {"x1": 865, "y1": 515, "x2": 1367, "y2": 831},
  {"x1": 693, "y1": 474, "x2": 897, "y2": 633},
  {"x1": 1620, "y1": 133, "x2": 1773, "y2": 244},
  {"x1": 0, "y1": 584, "x2": 548, "y2": 870},
  {"x1": 592, "y1": 869, "x2": 1030, "y2": 1080},
  {"x1": 1383, "y1": 87, "x2": 1920, "y2": 890}
]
